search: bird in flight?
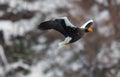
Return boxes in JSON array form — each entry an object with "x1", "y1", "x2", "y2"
[{"x1": 38, "y1": 17, "x2": 93, "y2": 48}]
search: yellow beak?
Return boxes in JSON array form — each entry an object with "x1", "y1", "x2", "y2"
[{"x1": 88, "y1": 27, "x2": 93, "y2": 32}]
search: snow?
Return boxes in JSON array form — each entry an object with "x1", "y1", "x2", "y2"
[
  {"x1": 0, "y1": 67, "x2": 4, "y2": 77},
  {"x1": 7, "y1": 0, "x2": 68, "y2": 12},
  {"x1": 24, "y1": 60, "x2": 51, "y2": 77},
  {"x1": 69, "y1": 6, "x2": 79, "y2": 16},
  {"x1": 0, "y1": 21, "x2": 15, "y2": 44},
  {"x1": 96, "y1": 0, "x2": 104, "y2": 4},
  {"x1": 45, "y1": 68, "x2": 63, "y2": 77},
  {"x1": 96, "y1": 0, "x2": 108, "y2": 6},
  {"x1": 6, "y1": 61, "x2": 30, "y2": 72},
  {"x1": 0, "y1": 60, "x2": 30, "y2": 76},
  {"x1": 69, "y1": 59, "x2": 83, "y2": 71},
  {"x1": 97, "y1": 41, "x2": 120, "y2": 69},
  {"x1": 38, "y1": 36, "x2": 47, "y2": 43},
  {"x1": 91, "y1": 4, "x2": 99, "y2": 17},
  {"x1": 110, "y1": 41, "x2": 120, "y2": 59},
  {"x1": 116, "y1": 0, "x2": 120, "y2": 4},
  {"x1": 97, "y1": 25, "x2": 110, "y2": 37},
  {"x1": 0, "y1": 20, "x2": 32, "y2": 44},
  {"x1": 71, "y1": 40, "x2": 84, "y2": 52},
  {"x1": 0, "y1": 14, "x2": 41, "y2": 45},
  {"x1": 68, "y1": 3, "x2": 83, "y2": 17},
  {"x1": 0, "y1": 0, "x2": 5, "y2": 4},
  {"x1": 95, "y1": 10, "x2": 110, "y2": 23},
  {"x1": 32, "y1": 44, "x2": 46, "y2": 52},
  {"x1": 94, "y1": 10, "x2": 112, "y2": 37},
  {"x1": 117, "y1": 70, "x2": 120, "y2": 77},
  {"x1": 0, "y1": 45, "x2": 8, "y2": 65}
]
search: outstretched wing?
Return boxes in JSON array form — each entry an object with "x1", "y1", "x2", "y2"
[
  {"x1": 38, "y1": 17, "x2": 78, "y2": 37},
  {"x1": 58, "y1": 17, "x2": 78, "y2": 36},
  {"x1": 60, "y1": 17, "x2": 76, "y2": 28},
  {"x1": 38, "y1": 20, "x2": 55, "y2": 30},
  {"x1": 38, "y1": 19, "x2": 68, "y2": 37}
]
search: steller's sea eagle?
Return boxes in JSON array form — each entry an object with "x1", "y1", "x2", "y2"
[{"x1": 38, "y1": 17, "x2": 93, "y2": 48}]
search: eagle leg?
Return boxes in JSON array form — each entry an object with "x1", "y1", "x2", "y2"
[{"x1": 58, "y1": 36, "x2": 72, "y2": 48}]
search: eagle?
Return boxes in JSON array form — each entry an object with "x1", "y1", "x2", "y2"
[{"x1": 38, "y1": 17, "x2": 93, "y2": 48}]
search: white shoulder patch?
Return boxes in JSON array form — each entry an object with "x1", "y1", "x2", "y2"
[
  {"x1": 61, "y1": 17, "x2": 76, "y2": 28},
  {"x1": 80, "y1": 20, "x2": 93, "y2": 28}
]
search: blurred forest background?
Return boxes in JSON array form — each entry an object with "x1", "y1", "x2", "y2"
[{"x1": 0, "y1": 0, "x2": 120, "y2": 77}]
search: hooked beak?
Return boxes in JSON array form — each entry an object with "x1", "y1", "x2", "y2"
[{"x1": 88, "y1": 27, "x2": 93, "y2": 32}]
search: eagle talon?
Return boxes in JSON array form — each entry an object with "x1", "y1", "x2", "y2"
[
  {"x1": 58, "y1": 42, "x2": 65, "y2": 48},
  {"x1": 58, "y1": 42, "x2": 70, "y2": 48},
  {"x1": 64, "y1": 43, "x2": 70, "y2": 46}
]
